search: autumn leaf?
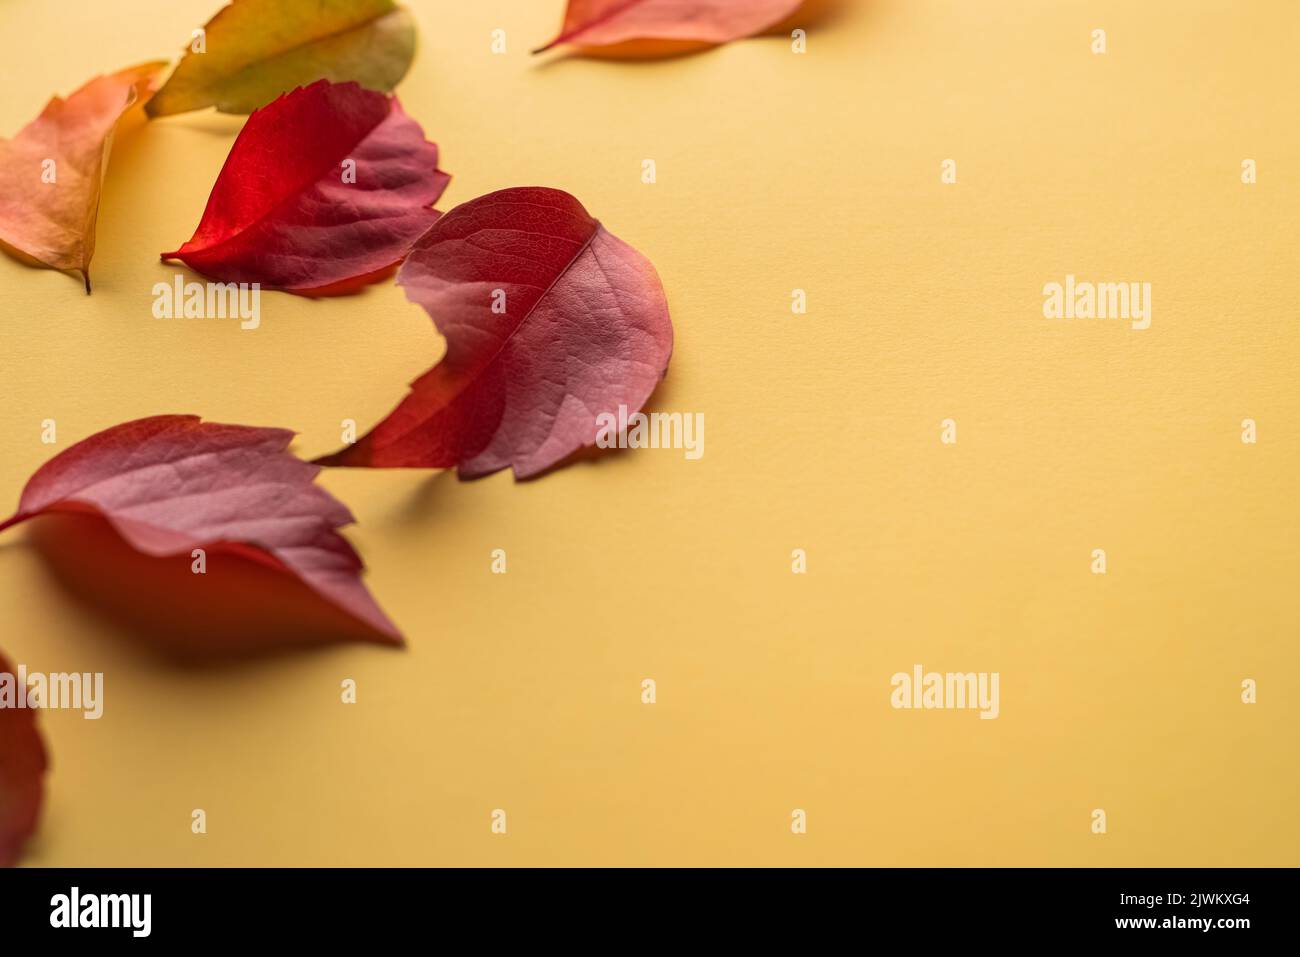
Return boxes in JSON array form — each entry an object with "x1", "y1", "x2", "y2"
[
  {"x1": 534, "y1": 0, "x2": 807, "y2": 55},
  {"x1": 0, "y1": 62, "x2": 165, "y2": 291},
  {"x1": 146, "y1": 0, "x2": 417, "y2": 118},
  {"x1": 0, "y1": 416, "x2": 401, "y2": 652},
  {"x1": 0, "y1": 651, "x2": 47, "y2": 868},
  {"x1": 316, "y1": 187, "x2": 673, "y2": 479},
  {"x1": 161, "y1": 79, "x2": 449, "y2": 295}
]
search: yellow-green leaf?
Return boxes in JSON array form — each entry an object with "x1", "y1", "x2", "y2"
[{"x1": 146, "y1": 0, "x2": 416, "y2": 118}]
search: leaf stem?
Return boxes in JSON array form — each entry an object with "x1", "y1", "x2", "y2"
[{"x1": 0, "y1": 513, "x2": 28, "y2": 534}]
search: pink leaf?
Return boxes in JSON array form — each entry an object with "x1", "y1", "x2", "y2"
[
  {"x1": 0, "y1": 416, "x2": 400, "y2": 650},
  {"x1": 316, "y1": 187, "x2": 673, "y2": 479}
]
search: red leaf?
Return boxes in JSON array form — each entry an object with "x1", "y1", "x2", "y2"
[
  {"x1": 316, "y1": 187, "x2": 673, "y2": 479},
  {"x1": 535, "y1": 0, "x2": 807, "y2": 53},
  {"x1": 161, "y1": 79, "x2": 449, "y2": 295},
  {"x1": 0, "y1": 651, "x2": 47, "y2": 868},
  {"x1": 0, "y1": 416, "x2": 401, "y2": 648}
]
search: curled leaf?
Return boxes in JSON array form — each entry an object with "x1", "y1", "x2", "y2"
[
  {"x1": 317, "y1": 187, "x2": 673, "y2": 479},
  {"x1": 146, "y1": 0, "x2": 417, "y2": 118},
  {"x1": 535, "y1": 0, "x2": 806, "y2": 54},
  {"x1": 0, "y1": 62, "x2": 165, "y2": 290},
  {"x1": 0, "y1": 651, "x2": 48, "y2": 868},
  {"x1": 0, "y1": 416, "x2": 401, "y2": 651},
  {"x1": 161, "y1": 79, "x2": 449, "y2": 295}
]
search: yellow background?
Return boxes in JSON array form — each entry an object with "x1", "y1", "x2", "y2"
[{"x1": 1, "y1": 0, "x2": 1296, "y2": 866}]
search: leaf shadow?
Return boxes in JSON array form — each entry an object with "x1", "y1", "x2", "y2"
[
  {"x1": 386, "y1": 469, "x2": 458, "y2": 526},
  {"x1": 147, "y1": 111, "x2": 247, "y2": 138}
]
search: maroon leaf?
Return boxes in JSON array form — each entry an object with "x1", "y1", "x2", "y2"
[
  {"x1": 0, "y1": 650, "x2": 47, "y2": 868},
  {"x1": 161, "y1": 79, "x2": 449, "y2": 295},
  {"x1": 316, "y1": 187, "x2": 673, "y2": 478},
  {"x1": 0, "y1": 416, "x2": 400, "y2": 649}
]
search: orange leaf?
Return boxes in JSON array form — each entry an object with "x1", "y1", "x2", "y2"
[{"x1": 0, "y1": 62, "x2": 166, "y2": 290}]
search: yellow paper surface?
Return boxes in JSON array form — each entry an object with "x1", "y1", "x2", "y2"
[{"x1": 0, "y1": 0, "x2": 1296, "y2": 865}]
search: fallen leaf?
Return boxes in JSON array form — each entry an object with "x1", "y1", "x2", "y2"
[
  {"x1": 0, "y1": 62, "x2": 165, "y2": 290},
  {"x1": 0, "y1": 650, "x2": 48, "y2": 868},
  {"x1": 534, "y1": 0, "x2": 806, "y2": 54},
  {"x1": 161, "y1": 79, "x2": 449, "y2": 294},
  {"x1": 0, "y1": 416, "x2": 401, "y2": 649},
  {"x1": 316, "y1": 187, "x2": 673, "y2": 479},
  {"x1": 146, "y1": 0, "x2": 417, "y2": 118},
  {"x1": 26, "y1": 511, "x2": 391, "y2": 659}
]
